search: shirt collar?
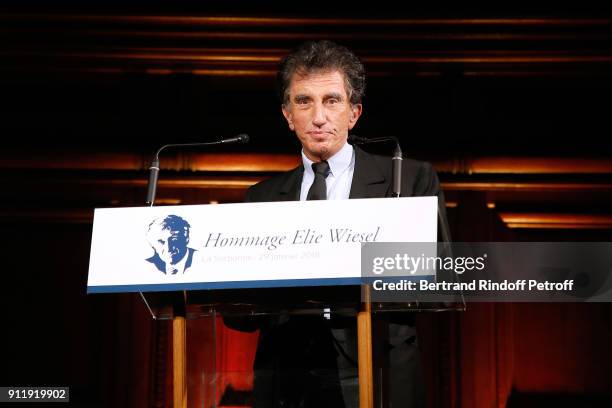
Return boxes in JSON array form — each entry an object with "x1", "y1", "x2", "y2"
[{"x1": 301, "y1": 141, "x2": 354, "y2": 177}]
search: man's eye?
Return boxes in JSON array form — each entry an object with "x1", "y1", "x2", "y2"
[{"x1": 326, "y1": 99, "x2": 339, "y2": 105}]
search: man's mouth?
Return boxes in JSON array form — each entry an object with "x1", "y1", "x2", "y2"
[{"x1": 308, "y1": 131, "x2": 331, "y2": 139}]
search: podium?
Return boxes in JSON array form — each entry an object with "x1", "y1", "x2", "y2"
[
  {"x1": 139, "y1": 284, "x2": 462, "y2": 408},
  {"x1": 88, "y1": 197, "x2": 463, "y2": 407}
]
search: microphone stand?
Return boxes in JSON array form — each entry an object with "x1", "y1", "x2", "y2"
[
  {"x1": 145, "y1": 134, "x2": 249, "y2": 206},
  {"x1": 142, "y1": 133, "x2": 249, "y2": 408},
  {"x1": 348, "y1": 135, "x2": 403, "y2": 197},
  {"x1": 391, "y1": 143, "x2": 403, "y2": 198},
  {"x1": 348, "y1": 134, "x2": 403, "y2": 406}
]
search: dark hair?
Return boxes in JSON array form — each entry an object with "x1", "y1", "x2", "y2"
[
  {"x1": 148, "y1": 215, "x2": 190, "y2": 238},
  {"x1": 277, "y1": 40, "x2": 366, "y2": 106}
]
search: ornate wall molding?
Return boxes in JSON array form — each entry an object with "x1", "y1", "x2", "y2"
[
  {"x1": 498, "y1": 212, "x2": 612, "y2": 229},
  {"x1": 2, "y1": 151, "x2": 612, "y2": 174},
  {"x1": 2, "y1": 14, "x2": 612, "y2": 77}
]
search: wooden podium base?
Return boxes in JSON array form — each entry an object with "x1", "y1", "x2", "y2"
[
  {"x1": 172, "y1": 290, "x2": 374, "y2": 408},
  {"x1": 358, "y1": 285, "x2": 374, "y2": 408},
  {"x1": 173, "y1": 293, "x2": 187, "y2": 408}
]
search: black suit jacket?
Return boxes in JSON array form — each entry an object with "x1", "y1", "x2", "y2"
[
  {"x1": 246, "y1": 145, "x2": 444, "y2": 203},
  {"x1": 224, "y1": 145, "x2": 447, "y2": 408}
]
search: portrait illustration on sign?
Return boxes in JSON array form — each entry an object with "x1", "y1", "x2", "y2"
[{"x1": 145, "y1": 215, "x2": 197, "y2": 275}]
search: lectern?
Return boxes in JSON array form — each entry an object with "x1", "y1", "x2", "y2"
[{"x1": 88, "y1": 197, "x2": 462, "y2": 407}]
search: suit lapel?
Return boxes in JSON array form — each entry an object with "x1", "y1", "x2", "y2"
[
  {"x1": 278, "y1": 166, "x2": 304, "y2": 201},
  {"x1": 349, "y1": 146, "x2": 390, "y2": 199}
]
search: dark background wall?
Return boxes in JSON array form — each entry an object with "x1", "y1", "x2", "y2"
[{"x1": 1, "y1": 1, "x2": 612, "y2": 407}]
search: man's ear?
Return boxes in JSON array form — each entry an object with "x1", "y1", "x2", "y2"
[
  {"x1": 348, "y1": 103, "x2": 363, "y2": 130},
  {"x1": 282, "y1": 105, "x2": 295, "y2": 131}
]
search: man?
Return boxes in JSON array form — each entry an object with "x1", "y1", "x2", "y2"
[
  {"x1": 145, "y1": 215, "x2": 197, "y2": 274},
  {"x1": 225, "y1": 40, "x2": 447, "y2": 407}
]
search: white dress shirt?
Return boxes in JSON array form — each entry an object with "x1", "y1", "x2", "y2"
[{"x1": 299, "y1": 142, "x2": 355, "y2": 201}]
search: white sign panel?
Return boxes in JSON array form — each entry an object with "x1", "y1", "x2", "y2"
[{"x1": 87, "y1": 197, "x2": 437, "y2": 293}]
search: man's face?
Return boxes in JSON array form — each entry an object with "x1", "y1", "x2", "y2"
[
  {"x1": 149, "y1": 228, "x2": 188, "y2": 265},
  {"x1": 282, "y1": 70, "x2": 362, "y2": 162}
]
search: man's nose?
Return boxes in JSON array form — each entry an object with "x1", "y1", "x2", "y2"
[{"x1": 312, "y1": 103, "x2": 327, "y2": 127}]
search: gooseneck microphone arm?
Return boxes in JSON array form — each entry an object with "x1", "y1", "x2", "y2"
[
  {"x1": 348, "y1": 134, "x2": 403, "y2": 197},
  {"x1": 145, "y1": 133, "x2": 249, "y2": 206}
]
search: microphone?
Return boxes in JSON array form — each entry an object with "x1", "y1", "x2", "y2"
[
  {"x1": 145, "y1": 134, "x2": 250, "y2": 206},
  {"x1": 347, "y1": 134, "x2": 369, "y2": 144},
  {"x1": 350, "y1": 134, "x2": 452, "y2": 247},
  {"x1": 348, "y1": 134, "x2": 403, "y2": 197},
  {"x1": 217, "y1": 133, "x2": 250, "y2": 144}
]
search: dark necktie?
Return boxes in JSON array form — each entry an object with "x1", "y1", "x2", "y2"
[{"x1": 307, "y1": 160, "x2": 330, "y2": 200}]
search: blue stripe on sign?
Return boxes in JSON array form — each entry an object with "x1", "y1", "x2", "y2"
[{"x1": 87, "y1": 277, "x2": 366, "y2": 293}]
